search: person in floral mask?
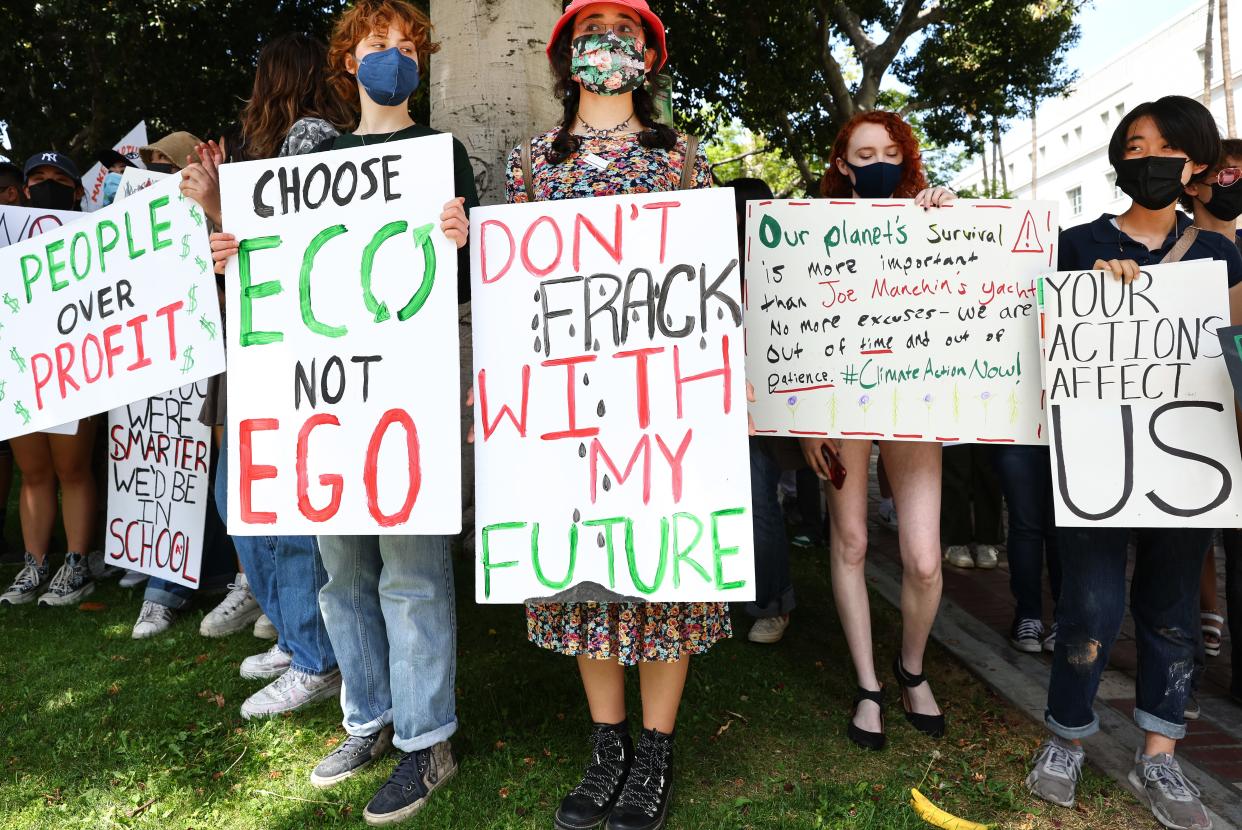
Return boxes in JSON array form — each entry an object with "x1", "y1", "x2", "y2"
[{"x1": 500, "y1": 3, "x2": 718, "y2": 829}]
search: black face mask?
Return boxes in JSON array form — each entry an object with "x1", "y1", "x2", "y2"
[
  {"x1": 145, "y1": 163, "x2": 176, "y2": 174},
  {"x1": 847, "y1": 161, "x2": 903, "y2": 199},
  {"x1": 26, "y1": 180, "x2": 77, "y2": 211},
  {"x1": 1114, "y1": 156, "x2": 1188, "y2": 210},
  {"x1": 1203, "y1": 181, "x2": 1242, "y2": 221}
]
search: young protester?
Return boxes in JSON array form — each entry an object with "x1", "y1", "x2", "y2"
[
  {"x1": 798, "y1": 111, "x2": 954, "y2": 752},
  {"x1": 205, "y1": 4, "x2": 472, "y2": 825},
  {"x1": 940, "y1": 444, "x2": 1002, "y2": 570},
  {"x1": 498, "y1": 5, "x2": 724, "y2": 828},
  {"x1": 0, "y1": 161, "x2": 23, "y2": 205},
  {"x1": 188, "y1": 33, "x2": 351, "y2": 720},
  {"x1": 1026, "y1": 96, "x2": 1242, "y2": 830}
]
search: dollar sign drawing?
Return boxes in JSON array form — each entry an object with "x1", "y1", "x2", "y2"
[
  {"x1": 9, "y1": 347, "x2": 25, "y2": 373},
  {"x1": 0, "y1": 380, "x2": 7, "y2": 401},
  {"x1": 180, "y1": 346, "x2": 195, "y2": 374},
  {"x1": 189, "y1": 204, "x2": 203, "y2": 227},
  {"x1": 199, "y1": 315, "x2": 217, "y2": 340},
  {"x1": 3, "y1": 293, "x2": 19, "y2": 314},
  {"x1": 187, "y1": 284, "x2": 198, "y2": 313},
  {"x1": 14, "y1": 401, "x2": 30, "y2": 425},
  {"x1": 195, "y1": 255, "x2": 208, "y2": 274},
  {"x1": 180, "y1": 234, "x2": 191, "y2": 260}
]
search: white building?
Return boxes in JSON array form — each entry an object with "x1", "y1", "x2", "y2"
[{"x1": 952, "y1": 2, "x2": 1242, "y2": 227}]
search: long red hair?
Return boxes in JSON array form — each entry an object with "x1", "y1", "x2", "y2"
[
  {"x1": 325, "y1": 0, "x2": 440, "y2": 121},
  {"x1": 820, "y1": 111, "x2": 928, "y2": 198}
]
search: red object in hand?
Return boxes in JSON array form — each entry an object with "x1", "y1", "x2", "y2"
[{"x1": 820, "y1": 444, "x2": 847, "y2": 490}]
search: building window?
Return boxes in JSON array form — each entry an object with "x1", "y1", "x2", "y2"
[
  {"x1": 1067, "y1": 186, "x2": 1083, "y2": 216},
  {"x1": 1074, "y1": 126, "x2": 1083, "y2": 141},
  {"x1": 1101, "y1": 110, "x2": 1110, "y2": 126},
  {"x1": 1008, "y1": 162, "x2": 1015, "y2": 176},
  {"x1": 1116, "y1": 102, "x2": 1125, "y2": 117},
  {"x1": 1061, "y1": 133, "x2": 1069, "y2": 146},
  {"x1": 1039, "y1": 146, "x2": 1046, "y2": 158},
  {"x1": 1107, "y1": 172, "x2": 1122, "y2": 201}
]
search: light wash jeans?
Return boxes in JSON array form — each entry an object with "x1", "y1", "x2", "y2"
[{"x1": 317, "y1": 534, "x2": 457, "y2": 753}]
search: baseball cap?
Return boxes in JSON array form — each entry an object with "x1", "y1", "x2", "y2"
[
  {"x1": 97, "y1": 148, "x2": 135, "y2": 170},
  {"x1": 23, "y1": 151, "x2": 81, "y2": 181}
]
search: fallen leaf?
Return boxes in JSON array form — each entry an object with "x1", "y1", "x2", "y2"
[
  {"x1": 108, "y1": 684, "x2": 120, "y2": 696},
  {"x1": 268, "y1": 770, "x2": 283, "y2": 780},
  {"x1": 499, "y1": 787, "x2": 510, "y2": 799},
  {"x1": 78, "y1": 601, "x2": 107, "y2": 612},
  {"x1": 195, "y1": 654, "x2": 209, "y2": 664}
]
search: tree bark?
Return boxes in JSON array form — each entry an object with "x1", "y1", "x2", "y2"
[
  {"x1": 1206, "y1": 0, "x2": 1217, "y2": 106},
  {"x1": 1223, "y1": 0, "x2": 1236, "y2": 136},
  {"x1": 994, "y1": 118, "x2": 1008, "y2": 195},
  {"x1": 1030, "y1": 92, "x2": 1038, "y2": 198}
]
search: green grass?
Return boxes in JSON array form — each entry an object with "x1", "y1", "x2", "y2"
[{"x1": 0, "y1": 543, "x2": 1149, "y2": 830}]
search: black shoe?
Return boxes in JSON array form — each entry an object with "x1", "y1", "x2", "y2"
[
  {"x1": 893, "y1": 655, "x2": 945, "y2": 738},
  {"x1": 606, "y1": 728, "x2": 674, "y2": 830},
  {"x1": 555, "y1": 721, "x2": 633, "y2": 830},
  {"x1": 846, "y1": 686, "x2": 886, "y2": 751},
  {"x1": 362, "y1": 741, "x2": 456, "y2": 827}
]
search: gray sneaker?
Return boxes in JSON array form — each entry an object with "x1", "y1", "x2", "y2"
[
  {"x1": 38, "y1": 553, "x2": 95, "y2": 606},
  {"x1": 1, "y1": 553, "x2": 50, "y2": 605},
  {"x1": 199, "y1": 573, "x2": 261, "y2": 637},
  {"x1": 87, "y1": 550, "x2": 121, "y2": 580},
  {"x1": 132, "y1": 600, "x2": 176, "y2": 639},
  {"x1": 240, "y1": 667, "x2": 341, "y2": 720},
  {"x1": 1026, "y1": 736, "x2": 1084, "y2": 808},
  {"x1": 240, "y1": 643, "x2": 293, "y2": 680},
  {"x1": 1128, "y1": 752, "x2": 1212, "y2": 830},
  {"x1": 310, "y1": 725, "x2": 395, "y2": 788}
]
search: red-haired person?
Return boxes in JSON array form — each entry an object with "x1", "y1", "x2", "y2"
[{"x1": 799, "y1": 111, "x2": 954, "y2": 752}]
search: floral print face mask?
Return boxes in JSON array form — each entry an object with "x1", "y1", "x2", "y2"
[{"x1": 570, "y1": 32, "x2": 648, "y2": 95}]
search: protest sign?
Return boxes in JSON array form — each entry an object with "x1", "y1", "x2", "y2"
[
  {"x1": 745, "y1": 199, "x2": 1057, "y2": 444},
  {"x1": 0, "y1": 175, "x2": 224, "y2": 441},
  {"x1": 119, "y1": 167, "x2": 170, "y2": 200},
  {"x1": 1040, "y1": 261, "x2": 1242, "y2": 527},
  {"x1": 0, "y1": 205, "x2": 81, "y2": 247},
  {"x1": 470, "y1": 188, "x2": 754, "y2": 604},
  {"x1": 1218, "y1": 323, "x2": 1242, "y2": 411},
  {"x1": 105, "y1": 382, "x2": 210, "y2": 586},
  {"x1": 82, "y1": 121, "x2": 148, "y2": 211},
  {"x1": 219, "y1": 134, "x2": 461, "y2": 535}
]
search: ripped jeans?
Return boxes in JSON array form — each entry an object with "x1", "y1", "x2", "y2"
[{"x1": 1046, "y1": 526, "x2": 1210, "y2": 741}]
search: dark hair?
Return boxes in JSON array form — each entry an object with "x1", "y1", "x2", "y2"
[
  {"x1": 1179, "y1": 135, "x2": 1242, "y2": 212},
  {"x1": 241, "y1": 32, "x2": 353, "y2": 161},
  {"x1": 1108, "y1": 96, "x2": 1221, "y2": 173},
  {"x1": 0, "y1": 162, "x2": 21, "y2": 190},
  {"x1": 546, "y1": 21, "x2": 676, "y2": 164},
  {"x1": 725, "y1": 177, "x2": 774, "y2": 215}
]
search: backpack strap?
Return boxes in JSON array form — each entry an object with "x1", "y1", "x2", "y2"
[
  {"x1": 1161, "y1": 226, "x2": 1199, "y2": 264},
  {"x1": 521, "y1": 137, "x2": 536, "y2": 202},
  {"x1": 680, "y1": 134, "x2": 700, "y2": 190}
]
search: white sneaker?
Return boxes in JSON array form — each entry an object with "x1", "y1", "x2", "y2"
[
  {"x1": 253, "y1": 613, "x2": 278, "y2": 640},
  {"x1": 241, "y1": 643, "x2": 293, "y2": 680},
  {"x1": 945, "y1": 545, "x2": 974, "y2": 568},
  {"x1": 0, "y1": 553, "x2": 50, "y2": 605},
  {"x1": 199, "y1": 573, "x2": 262, "y2": 638},
  {"x1": 973, "y1": 545, "x2": 999, "y2": 569},
  {"x1": 748, "y1": 614, "x2": 790, "y2": 644},
  {"x1": 118, "y1": 569, "x2": 149, "y2": 588},
  {"x1": 241, "y1": 668, "x2": 342, "y2": 719},
  {"x1": 877, "y1": 498, "x2": 898, "y2": 531},
  {"x1": 1043, "y1": 622, "x2": 1058, "y2": 653},
  {"x1": 132, "y1": 600, "x2": 176, "y2": 639},
  {"x1": 87, "y1": 550, "x2": 121, "y2": 580}
]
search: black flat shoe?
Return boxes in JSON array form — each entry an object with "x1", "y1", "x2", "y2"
[
  {"x1": 846, "y1": 685, "x2": 886, "y2": 751},
  {"x1": 893, "y1": 656, "x2": 945, "y2": 738}
]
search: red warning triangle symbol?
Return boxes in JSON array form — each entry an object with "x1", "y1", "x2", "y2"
[{"x1": 1011, "y1": 210, "x2": 1044, "y2": 253}]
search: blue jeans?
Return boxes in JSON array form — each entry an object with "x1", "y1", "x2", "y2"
[
  {"x1": 991, "y1": 445, "x2": 1061, "y2": 622},
  {"x1": 1047, "y1": 526, "x2": 1210, "y2": 741},
  {"x1": 747, "y1": 439, "x2": 795, "y2": 618},
  {"x1": 318, "y1": 534, "x2": 457, "y2": 753},
  {"x1": 215, "y1": 433, "x2": 335, "y2": 676}
]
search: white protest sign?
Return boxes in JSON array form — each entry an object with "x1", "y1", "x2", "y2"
[
  {"x1": 1039, "y1": 261, "x2": 1242, "y2": 526},
  {"x1": 119, "y1": 167, "x2": 170, "y2": 200},
  {"x1": 471, "y1": 188, "x2": 754, "y2": 603},
  {"x1": 83, "y1": 121, "x2": 148, "y2": 211},
  {"x1": 105, "y1": 382, "x2": 211, "y2": 586},
  {"x1": 745, "y1": 199, "x2": 1057, "y2": 444},
  {"x1": 0, "y1": 175, "x2": 224, "y2": 440},
  {"x1": 0, "y1": 205, "x2": 81, "y2": 247},
  {"x1": 220, "y1": 134, "x2": 461, "y2": 535}
]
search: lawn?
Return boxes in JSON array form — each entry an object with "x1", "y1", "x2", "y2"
[{"x1": 0, "y1": 541, "x2": 1150, "y2": 830}]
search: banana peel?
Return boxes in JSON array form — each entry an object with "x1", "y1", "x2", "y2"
[{"x1": 909, "y1": 787, "x2": 990, "y2": 830}]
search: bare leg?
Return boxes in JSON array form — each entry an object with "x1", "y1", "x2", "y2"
[
  {"x1": 49, "y1": 424, "x2": 96, "y2": 554},
  {"x1": 577, "y1": 654, "x2": 626, "y2": 724},
  {"x1": 1145, "y1": 732, "x2": 1176, "y2": 757},
  {"x1": 826, "y1": 439, "x2": 882, "y2": 731},
  {"x1": 637, "y1": 656, "x2": 689, "y2": 733},
  {"x1": 881, "y1": 440, "x2": 943, "y2": 717},
  {"x1": 9, "y1": 434, "x2": 55, "y2": 563}
]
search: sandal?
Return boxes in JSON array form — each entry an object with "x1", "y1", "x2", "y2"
[
  {"x1": 846, "y1": 686, "x2": 886, "y2": 751},
  {"x1": 1202, "y1": 611, "x2": 1224, "y2": 658},
  {"x1": 893, "y1": 656, "x2": 945, "y2": 739}
]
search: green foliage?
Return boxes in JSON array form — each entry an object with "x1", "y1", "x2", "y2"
[{"x1": 704, "y1": 120, "x2": 809, "y2": 197}]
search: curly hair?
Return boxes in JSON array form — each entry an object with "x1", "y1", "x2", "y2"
[
  {"x1": 325, "y1": 0, "x2": 440, "y2": 121},
  {"x1": 820, "y1": 111, "x2": 928, "y2": 198},
  {"x1": 546, "y1": 20, "x2": 676, "y2": 164}
]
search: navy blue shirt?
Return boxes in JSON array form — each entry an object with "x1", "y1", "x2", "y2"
[{"x1": 1058, "y1": 212, "x2": 1242, "y2": 287}]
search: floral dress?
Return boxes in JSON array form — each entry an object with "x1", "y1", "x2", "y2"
[{"x1": 506, "y1": 127, "x2": 732, "y2": 665}]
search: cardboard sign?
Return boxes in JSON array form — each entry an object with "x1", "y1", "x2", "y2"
[
  {"x1": 83, "y1": 121, "x2": 148, "y2": 211},
  {"x1": 119, "y1": 167, "x2": 170, "y2": 200},
  {"x1": 219, "y1": 134, "x2": 462, "y2": 535},
  {"x1": 470, "y1": 188, "x2": 754, "y2": 603},
  {"x1": 0, "y1": 205, "x2": 81, "y2": 248},
  {"x1": 105, "y1": 382, "x2": 210, "y2": 586},
  {"x1": 1040, "y1": 261, "x2": 1242, "y2": 526},
  {"x1": 745, "y1": 199, "x2": 1058, "y2": 444},
  {"x1": 0, "y1": 175, "x2": 224, "y2": 441},
  {"x1": 1218, "y1": 323, "x2": 1242, "y2": 411}
]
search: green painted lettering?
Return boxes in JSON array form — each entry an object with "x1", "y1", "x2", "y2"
[
  {"x1": 625, "y1": 517, "x2": 668, "y2": 595},
  {"x1": 96, "y1": 220, "x2": 119, "y2": 273},
  {"x1": 124, "y1": 211, "x2": 146, "y2": 259},
  {"x1": 671, "y1": 511, "x2": 707, "y2": 588},
  {"x1": 238, "y1": 236, "x2": 284, "y2": 347},
  {"x1": 149, "y1": 195, "x2": 172, "y2": 250},
  {"x1": 69, "y1": 231, "x2": 92, "y2": 281},
  {"x1": 19, "y1": 254, "x2": 42, "y2": 303},
  {"x1": 45, "y1": 239, "x2": 68, "y2": 292},
  {"x1": 300, "y1": 224, "x2": 348, "y2": 338},
  {"x1": 711, "y1": 507, "x2": 747, "y2": 591},
  {"x1": 532, "y1": 522, "x2": 577, "y2": 590},
  {"x1": 481, "y1": 521, "x2": 525, "y2": 599}
]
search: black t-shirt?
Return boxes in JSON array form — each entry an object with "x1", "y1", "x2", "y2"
[{"x1": 315, "y1": 124, "x2": 479, "y2": 303}]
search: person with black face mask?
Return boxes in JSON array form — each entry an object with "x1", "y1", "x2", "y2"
[
  {"x1": 1027, "y1": 96, "x2": 1242, "y2": 830},
  {"x1": 22, "y1": 152, "x2": 83, "y2": 212}
]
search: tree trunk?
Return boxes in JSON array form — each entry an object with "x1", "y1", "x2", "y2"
[
  {"x1": 1223, "y1": 0, "x2": 1237, "y2": 136},
  {"x1": 979, "y1": 138, "x2": 991, "y2": 199},
  {"x1": 991, "y1": 125, "x2": 1000, "y2": 198},
  {"x1": 994, "y1": 119, "x2": 1008, "y2": 195},
  {"x1": 1030, "y1": 92, "x2": 1038, "y2": 198},
  {"x1": 1206, "y1": 0, "x2": 1217, "y2": 106}
]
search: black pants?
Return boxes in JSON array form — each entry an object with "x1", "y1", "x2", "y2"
[{"x1": 941, "y1": 444, "x2": 1002, "y2": 546}]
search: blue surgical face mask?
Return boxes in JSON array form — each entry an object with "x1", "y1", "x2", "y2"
[
  {"x1": 102, "y1": 171, "x2": 123, "y2": 206},
  {"x1": 846, "y1": 160, "x2": 904, "y2": 199},
  {"x1": 356, "y1": 47, "x2": 421, "y2": 106}
]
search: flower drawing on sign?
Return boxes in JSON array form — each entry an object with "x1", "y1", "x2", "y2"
[
  {"x1": 858, "y1": 394, "x2": 872, "y2": 428},
  {"x1": 1008, "y1": 389, "x2": 1020, "y2": 424},
  {"x1": 952, "y1": 384, "x2": 961, "y2": 422},
  {"x1": 786, "y1": 394, "x2": 801, "y2": 426},
  {"x1": 829, "y1": 393, "x2": 840, "y2": 430},
  {"x1": 979, "y1": 389, "x2": 993, "y2": 422},
  {"x1": 891, "y1": 389, "x2": 900, "y2": 427},
  {"x1": 922, "y1": 392, "x2": 935, "y2": 427}
]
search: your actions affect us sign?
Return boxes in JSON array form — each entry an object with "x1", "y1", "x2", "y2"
[
  {"x1": 0, "y1": 175, "x2": 224, "y2": 440},
  {"x1": 220, "y1": 134, "x2": 461, "y2": 535},
  {"x1": 745, "y1": 199, "x2": 1057, "y2": 444},
  {"x1": 471, "y1": 188, "x2": 754, "y2": 604}
]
